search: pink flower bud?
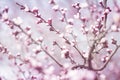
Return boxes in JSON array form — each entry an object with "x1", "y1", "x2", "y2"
[
  {"x1": 101, "y1": 38, "x2": 108, "y2": 48},
  {"x1": 33, "y1": 46, "x2": 41, "y2": 54},
  {"x1": 25, "y1": 26, "x2": 31, "y2": 31},
  {"x1": 61, "y1": 49, "x2": 69, "y2": 58},
  {"x1": 59, "y1": 17, "x2": 65, "y2": 22},
  {"x1": 32, "y1": 7, "x2": 38, "y2": 16},
  {"x1": 2, "y1": 6, "x2": 9, "y2": 13},
  {"x1": 111, "y1": 37, "x2": 117, "y2": 45},
  {"x1": 36, "y1": 37, "x2": 43, "y2": 42},
  {"x1": 12, "y1": 30, "x2": 20, "y2": 37},
  {"x1": 37, "y1": 19, "x2": 43, "y2": 24},
  {"x1": 81, "y1": 17, "x2": 86, "y2": 22},
  {"x1": 49, "y1": 0, "x2": 55, "y2": 4},
  {"x1": 53, "y1": 41, "x2": 57, "y2": 45},
  {"x1": 67, "y1": 18, "x2": 74, "y2": 25},
  {"x1": 47, "y1": 18, "x2": 52, "y2": 26},
  {"x1": 106, "y1": 48, "x2": 112, "y2": 54}
]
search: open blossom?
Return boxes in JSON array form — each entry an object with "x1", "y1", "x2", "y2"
[
  {"x1": 80, "y1": 2, "x2": 88, "y2": 8},
  {"x1": 12, "y1": 17, "x2": 23, "y2": 25},
  {"x1": 2, "y1": 13, "x2": 8, "y2": 20},
  {"x1": 111, "y1": 24, "x2": 117, "y2": 31},
  {"x1": 106, "y1": 48, "x2": 112, "y2": 54},
  {"x1": 65, "y1": 25, "x2": 73, "y2": 33},
  {"x1": 59, "y1": 33, "x2": 64, "y2": 38},
  {"x1": 52, "y1": 5, "x2": 59, "y2": 11},
  {"x1": 74, "y1": 13, "x2": 80, "y2": 19},
  {"x1": 60, "y1": 8, "x2": 67, "y2": 15},
  {"x1": 24, "y1": 4, "x2": 29, "y2": 11}
]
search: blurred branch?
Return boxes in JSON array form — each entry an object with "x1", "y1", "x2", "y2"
[{"x1": 92, "y1": 45, "x2": 120, "y2": 71}]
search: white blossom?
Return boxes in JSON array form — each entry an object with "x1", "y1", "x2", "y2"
[
  {"x1": 52, "y1": 5, "x2": 59, "y2": 11},
  {"x1": 24, "y1": 4, "x2": 29, "y2": 11},
  {"x1": 44, "y1": 66, "x2": 55, "y2": 74},
  {"x1": 80, "y1": 2, "x2": 88, "y2": 8},
  {"x1": 74, "y1": 13, "x2": 80, "y2": 19},
  {"x1": 67, "y1": 18, "x2": 74, "y2": 25},
  {"x1": 65, "y1": 25, "x2": 73, "y2": 33},
  {"x1": 2, "y1": 13, "x2": 8, "y2": 20},
  {"x1": 32, "y1": 6, "x2": 38, "y2": 11},
  {"x1": 59, "y1": 33, "x2": 64, "y2": 38},
  {"x1": 12, "y1": 17, "x2": 23, "y2": 25},
  {"x1": 111, "y1": 24, "x2": 117, "y2": 31}
]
